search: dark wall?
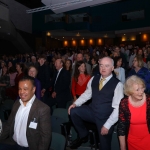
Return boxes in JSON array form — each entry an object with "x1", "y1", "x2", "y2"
[
  {"x1": 17, "y1": 29, "x2": 35, "y2": 51},
  {"x1": 0, "y1": 39, "x2": 19, "y2": 55}
]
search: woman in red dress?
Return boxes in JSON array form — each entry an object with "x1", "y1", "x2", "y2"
[
  {"x1": 118, "y1": 75, "x2": 150, "y2": 150},
  {"x1": 71, "y1": 61, "x2": 91, "y2": 102},
  {"x1": 6, "y1": 62, "x2": 25, "y2": 100}
]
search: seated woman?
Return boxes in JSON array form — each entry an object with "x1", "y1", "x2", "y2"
[
  {"x1": 118, "y1": 75, "x2": 150, "y2": 150},
  {"x1": 28, "y1": 66, "x2": 41, "y2": 100},
  {"x1": 128, "y1": 55, "x2": 150, "y2": 94},
  {"x1": 71, "y1": 61, "x2": 91, "y2": 102},
  {"x1": 6, "y1": 62, "x2": 25, "y2": 100},
  {"x1": 0, "y1": 66, "x2": 10, "y2": 101},
  {"x1": 113, "y1": 56, "x2": 125, "y2": 84}
]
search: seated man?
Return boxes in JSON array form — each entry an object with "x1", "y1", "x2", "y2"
[
  {"x1": 0, "y1": 76, "x2": 51, "y2": 150},
  {"x1": 68, "y1": 57, "x2": 124, "y2": 150}
]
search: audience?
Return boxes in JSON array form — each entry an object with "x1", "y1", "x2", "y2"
[
  {"x1": 1, "y1": 44, "x2": 150, "y2": 149},
  {"x1": 0, "y1": 66, "x2": 10, "y2": 101},
  {"x1": 128, "y1": 55, "x2": 150, "y2": 94},
  {"x1": 6, "y1": 62, "x2": 25, "y2": 100}
]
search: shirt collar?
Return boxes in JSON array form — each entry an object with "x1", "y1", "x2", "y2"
[
  {"x1": 19, "y1": 94, "x2": 36, "y2": 107},
  {"x1": 100, "y1": 74, "x2": 112, "y2": 81},
  {"x1": 58, "y1": 67, "x2": 63, "y2": 73}
]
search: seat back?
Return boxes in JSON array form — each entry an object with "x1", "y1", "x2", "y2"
[
  {"x1": 51, "y1": 116, "x2": 66, "y2": 134},
  {"x1": 52, "y1": 108, "x2": 69, "y2": 122},
  {"x1": 50, "y1": 132, "x2": 66, "y2": 150}
]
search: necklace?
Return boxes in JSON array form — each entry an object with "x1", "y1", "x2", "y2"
[{"x1": 129, "y1": 95, "x2": 146, "y2": 108}]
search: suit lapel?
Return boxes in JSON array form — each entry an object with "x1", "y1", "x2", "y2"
[{"x1": 27, "y1": 98, "x2": 38, "y2": 129}]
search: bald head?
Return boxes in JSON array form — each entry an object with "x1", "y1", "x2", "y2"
[{"x1": 99, "y1": 57, "x2": 114, "y2": 78}]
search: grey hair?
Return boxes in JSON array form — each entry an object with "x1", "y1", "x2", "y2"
[{"x1": 99, "y1": 56, "x2": 114, "y2": 66}]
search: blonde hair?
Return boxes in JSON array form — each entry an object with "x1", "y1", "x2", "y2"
[
  {"x1": 124, "y1": 75, "x2": 146, "y2": 96},
  {"x1": 134, "y1": 55, "x2": 144, "y2": 68}
]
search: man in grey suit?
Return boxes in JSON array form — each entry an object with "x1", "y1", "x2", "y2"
[
  {"x1": 0, "y1": 76, "x2": 51, "y2": 150},
  {"x1": 72, "y1": 53, "x2": 91, "y2": 76}
]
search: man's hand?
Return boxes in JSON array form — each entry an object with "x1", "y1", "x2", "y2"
[
  {"x1": 101, "y1": 126, "x2": 109, "y2": 135},
  {"x1": 52, "y1": 92, "x2": 56, "y2": 98},
  {"x1": 41, "y1": 89, "x2": 46, "y2": 97},
  {"x1": 68, "y1": 104, "x2": 76, "y2": 115}
]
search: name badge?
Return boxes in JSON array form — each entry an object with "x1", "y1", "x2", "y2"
[{"x1": 29, "y1": 122, "x2": 37, "y2": 129}]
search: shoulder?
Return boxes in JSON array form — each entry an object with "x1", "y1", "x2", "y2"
[
  {"x1": 85, "y1": 63, "x2": 91, "y2": 68},
  {"x1": 141, "y1": 67, "x2": 148, "y2": 71},
  {"x1": 34, "y1": 98, "x2": 50, "y2": 111},
  {"x1": 120, "y1": 97, "x2": 128, "y2": 106},
  {"x1": 120, "y1": 67, "x2": 125, "y2": 71}
]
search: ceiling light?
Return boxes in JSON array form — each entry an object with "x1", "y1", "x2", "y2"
[
  {"x1": 63, "y1": 37, "x2": 64, "y2": 38},
  {"x1": 139, "y1": 32, "x2": 141, "y2": 34},
  {"x1": 124, "y1": 34, "x2": 126, "y2": 35}
]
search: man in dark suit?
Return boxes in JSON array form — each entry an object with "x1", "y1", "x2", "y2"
[
  {"x1": 0, "y1": 76, "x2": 51, "y2": 150},
  {"x1": 37, "y1": 55, "x2": 51, "y2": 105},
  {"x1": 49, "y1": 58, "x2": 71, "y2": 109}
]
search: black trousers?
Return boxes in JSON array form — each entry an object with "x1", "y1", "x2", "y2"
[
  {"x1": 0, "y1": 143, "x2": 29, "y2": 150},
  {"x1": 70, "y1": 105, "x2": 114, "y2": 150}
]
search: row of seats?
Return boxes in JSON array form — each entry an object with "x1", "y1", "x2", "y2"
[{"x1": 51, "y1": 102, "x2": 120, "y2": 150}]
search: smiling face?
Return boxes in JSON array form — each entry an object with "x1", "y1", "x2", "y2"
[
  {"x1": 99, "y1": 57, "x2": 114, "y2": 78},
  {"x1": 130, "y1": 83, "x2": 145, "y2": 102},
  {"x1": 28, "y1": 67, "x2": 38, "y2": 78},
  {"x1": 18, "y1": 80, "x2": 36, "y2": 106}
]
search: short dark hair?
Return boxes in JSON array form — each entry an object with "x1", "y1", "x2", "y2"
[
  {"x1": 39, "y1": 54, "x2": 46, "y2": 60},
  {"x1": 19, "y1": 76, "x2": 35, "y2": 87}
]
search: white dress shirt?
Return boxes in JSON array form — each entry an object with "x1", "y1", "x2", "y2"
[
  {"x1": 74, "y1": 74, "x2": 124, "y2": 130},
  {"x1": 55, "y1": 67, "x2": 63, "y2": 85},
  {"x1": 13, "y1": 95, "x2": 36, "y2": 147},
  {"x1": 114, "y1": 67, "x2": 125, "y2": 84}
]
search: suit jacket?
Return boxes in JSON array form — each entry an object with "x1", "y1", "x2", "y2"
[
  {"x1": 0, "y1": 98, "x2": 51, "y2": 150},
  {"x1": 51, "y1": 68, "x2": 71, "y2": 104},
  {"x1": 37, "y1": 64, "x2": 51, "y2": 90}
]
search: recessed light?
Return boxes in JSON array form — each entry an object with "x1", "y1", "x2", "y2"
[
  {"x1": 63, "y1": 37, "x2": 64, "y2": 38},
  {"x1": 139, "y1": 32, "x2": 141, "y2": 34},
  {"x1": 124, "y1": 34, "x2": 126, "y2": 35}
]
